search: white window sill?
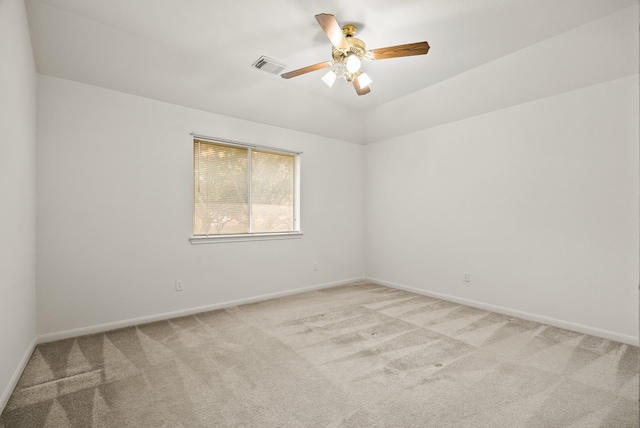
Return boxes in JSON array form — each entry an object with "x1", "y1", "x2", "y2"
[{"x1": 190, "y1": 232, "x2": 303, "y2": 244}]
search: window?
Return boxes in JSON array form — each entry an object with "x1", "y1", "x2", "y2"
[{"x1": 191, "y1": 136, "x2": 301, "y2": 243}]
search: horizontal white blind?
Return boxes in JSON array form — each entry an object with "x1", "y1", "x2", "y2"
[
  {"x1": 193, "y1": 139, "x2": 297, "y2": 236},
  {"x1": 251, "y1": 150, "x2": 295, "y2": 233},
  {"x1": 194, "y1": 141, "x2": 249, "y2": 235}
]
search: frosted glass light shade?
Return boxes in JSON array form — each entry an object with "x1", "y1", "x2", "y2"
[
  {"x1": 358, "y1": 72, "x2": 372, "y2": 88},
  {"x1": 345, "y1": 54, "x2": 361, "y2": 73},
  {"x1": 321, "y1": 70, "x2": 337, "y2": 87}
]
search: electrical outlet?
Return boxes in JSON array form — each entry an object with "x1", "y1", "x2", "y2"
[
  {"x1": 175, "y1": 280, "x2": 184, "y2": 291},
  {"x1": 463, "y1": 272, "x2": 470, "y2": 282}
]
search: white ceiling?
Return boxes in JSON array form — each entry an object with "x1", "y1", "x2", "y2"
[{"x1": 25, "y1": 0, "x2": 636, "y2": 143}]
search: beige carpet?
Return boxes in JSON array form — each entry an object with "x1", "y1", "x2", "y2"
[{"x1": 1, "y1": 282, "x2": 638, "y2": 427}]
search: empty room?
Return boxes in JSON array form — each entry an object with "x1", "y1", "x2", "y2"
[{"x1": 1, "y1": 0, "x2": 638, "y2": 426}]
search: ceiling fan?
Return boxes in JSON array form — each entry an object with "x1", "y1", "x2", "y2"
[{"x1": 281, "y1": 13, "x2": 430, "y2": 96}]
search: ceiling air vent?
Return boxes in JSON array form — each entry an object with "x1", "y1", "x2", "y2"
[{"x1": 251, "y1": 56, "x2": 286, "y2": 74}]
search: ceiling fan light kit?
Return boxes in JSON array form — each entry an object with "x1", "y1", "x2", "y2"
[
  {"x1": 281, "y1": 13, "x2": 430, "y2": 96},
  {"x1": 344, "y1": 54, "x2": 361, "y2": 73},
  {"x1": 321, "y1": 69, "x2": 337, "y2": 87},
  {"x1": 357, "y1": 72, "x2": 372, "y2": 88}
]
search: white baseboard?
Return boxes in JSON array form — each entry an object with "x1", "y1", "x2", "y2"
[
  {"x1": 0, "y1": 336, "x2": 37, "y2": 415},
  {"x1": 37, "y1": 277, "x2": 365, "y2": 344},
  {"x1": 367, "y1": 277, "x2": 639, "y2": 347}
]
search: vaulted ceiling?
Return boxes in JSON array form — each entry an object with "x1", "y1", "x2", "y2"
[{"x1": 25, "y1": 0, "x2": 636, "y2": 143}]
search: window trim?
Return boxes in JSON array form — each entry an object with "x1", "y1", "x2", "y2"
[
  {"x1": 190, "y1": 133, "x2": 302, "y2": 155},
  {"x1": 189, "y1": 232, "x2": 303, "y2": 244},
  {"x1": 190, "y1": 133, "x2": 302, "y2": 243}
]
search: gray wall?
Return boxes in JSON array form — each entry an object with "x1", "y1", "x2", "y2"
[
  {"x1": 0, "y1": 0, "x2": 37, "y2": 411},
  {"x1": 364, "y1": 7, "x2": 639, "y2": 344},
  {"x1": 36, "y1": 76, "x2": 365, "y2": 338}
]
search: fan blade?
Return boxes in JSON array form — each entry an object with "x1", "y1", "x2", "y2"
[
  {"x1": 369, "y1": 41, "x2": 430, "y2": 60},
  {"x1": 281, "y1": 61, "x2": 333, "y2": 79},
  {"x1": 353, "y1": 76, "x2": 371, "y2": 96},
  {"x1": 315, "y1": 13, "x2": 349, "y2": 50}
]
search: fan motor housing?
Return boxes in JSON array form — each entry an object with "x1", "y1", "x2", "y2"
[
  {"x1": 332, "y1": 36, "x2": 367, "y2": 62},
  {"x1": 342, "y1": 24, "x2": 357, "y2": 37}
]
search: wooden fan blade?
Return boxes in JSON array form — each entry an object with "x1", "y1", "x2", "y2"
[
  {"x1": 281, "y1": 61, "x2": 333, "y2": 79},
  {"x1": 369, "y1": 41, "x2": 430, "y2": 60},
  {"x1": 353, "y1": 76, "x2": 371, "y2": 96},
  {"x1": 315, "y1": 13, "x2": 349, "y2": 50}
]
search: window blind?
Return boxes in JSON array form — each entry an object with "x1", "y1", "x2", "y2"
[{"x1": 193, "y1": 139, "x2": 297, "y2": 236}]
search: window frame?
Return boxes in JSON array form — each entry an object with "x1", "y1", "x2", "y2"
[{"x1": 189, "y1": 134, "x2": 302, "y2": 244}]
